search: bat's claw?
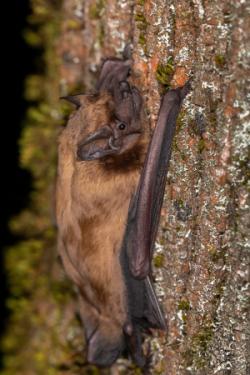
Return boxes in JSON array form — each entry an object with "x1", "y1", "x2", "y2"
[
  {"x1": 180, "y1": 78, "x2": 192, "y2": 99},
  {"x1": 142, "y1": 340, "x2": 153, "y2": 374}
]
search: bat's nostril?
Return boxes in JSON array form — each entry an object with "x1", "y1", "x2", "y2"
[{"x1": 108, "y1": 137, "x2": 121, "y2": 150}]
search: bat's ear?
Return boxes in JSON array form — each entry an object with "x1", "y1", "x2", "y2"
[
  {"x1": 96, "y1": 59, "x2": 131, "y2": 92},
  {"x1": 60, "y1": 94, "x2": 86, "y2": 109}
]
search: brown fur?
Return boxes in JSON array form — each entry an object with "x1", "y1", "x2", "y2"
[{"x1": 56, "y1": 92, "x2": 149, "y2": 344}]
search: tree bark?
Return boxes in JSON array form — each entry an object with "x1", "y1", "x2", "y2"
[{"x1": 2, "y1": 1, "x2": 249, "y2": 374}]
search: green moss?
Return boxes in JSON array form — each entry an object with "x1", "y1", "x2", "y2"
[
  {"x1": 198, "y1": 138, "x2": 205, "y2": 153},
  {"x1": 214, "y1": 283, "x2": 225, "y2": 300},
  {"x1": 193, "y1": 327, "x2": 213, "y2": 351},
  {"x1": 156, "y1": 57, "x2": 174, "y2": 87},
  {"x1": 135, "y1": 12, "x2": 149, "y2": 51},
  {"x1": 138, "y1": 32, "x2": 146, "y2": 46},
  {"x1": 178, "y1": 300, "x2": 190, "y2": 311},
  {"x1": 98, "y1": 22, "x2": 105, "y2": 47},
  {"x1": 50, "y1": 280, "x2": 74, "y2": 303},
  {"x1": 65, "y1": 18, "x2": 82, "y2": 30},
  {"x1": 173, "y1": 138, "x2": 187, "y2": 160},
  {"x1": 215, "y1": 54, "x2": 226, "y2": 68},
  {"x1": 153, "y1": 362, "x2": 166, "y2": 375},
  {"x1": 89, "y1": 1, "x2": 106, "y2": 47},
  {"x1": 23, "y1": 29, "x2": 43, "y2": 47},
  {"x1": 154, "y1": 253, "x2": 165, "y2": 268},
  {"x1": 5, "y1": 240, "x2": 43, "y2": 297},
  {"x1": 132, "y1": 367, "x2": 143, "y2": 375},
  {"x1": 183, "y1": 324, "x2": 213, "y2": 368},
  {"x1": 89, "y1": 0, "x2": 105, "y2": 20},
  {"x1": 1, "y1": 1, "x2": 86, "y2": 374},
  {"x1": 135, "y1": 13, "x2": 148, "y2": 28},
  {"x1": 175, "y1": 199, "x2": 184, "y2": 208},
  {"x1": 208, "y1": 97, "x2": 220, "y2": 130},
  {"x1": 137, "y1": 0, "x2": 145, "y2": 5},
  {"x1": 178, "y1": 300, "x2": 190, "y2": 327},
  {"x1": 25, "y1": 75, "x2": 45, "y2": 101},
  {"x1": 176, "y1": 111, "x2": 186, "y2": 133},
  {"x1": 208, "y1": 245, "x2": 226, "y2": 262}
]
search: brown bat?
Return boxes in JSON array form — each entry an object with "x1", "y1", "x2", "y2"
[{"x1": 56, "y1": 57, "x2": 190, "y2": 368}]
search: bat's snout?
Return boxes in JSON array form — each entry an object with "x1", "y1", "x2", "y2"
[{"x1": 87, "y1": 329, "x2": 125, "y2": 367}]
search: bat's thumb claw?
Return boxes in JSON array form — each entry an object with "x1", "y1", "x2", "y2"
[
  {"x1": 180, "y1": 79, "x2": 192, "y2": 100},
  {"x1": 123, "y1": 43, "x2": 133, "y2": 60},
  {"x1": 142, "y1": 342, "x2": 153, "y2": 374}
]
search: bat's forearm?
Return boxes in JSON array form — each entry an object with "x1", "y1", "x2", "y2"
[{"x1": 128, "y1": 83, "x2": 191, "y2": 279}]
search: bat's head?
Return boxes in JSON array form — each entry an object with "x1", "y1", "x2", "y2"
[
  {"x1": 62, "y1": 60, "x2": 146, "y2": 161},
  {"x1": 73, "y1": 87, "x2": 143, "y2": 161}
]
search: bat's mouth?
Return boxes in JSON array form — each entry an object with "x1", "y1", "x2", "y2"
[
  {"x1": 77, "y1": 139, "x2": 118, "y2": 161},
  {"x1": 77, "y1": 126, "x2": 113, "y2": 160},
  {"x1": 77, "y1": 126, "x2": 141, "y2": 161}
]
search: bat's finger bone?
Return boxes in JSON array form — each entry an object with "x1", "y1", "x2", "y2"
[{"x1": 123, "y1": 322, "x2": 133, "y2": 336}]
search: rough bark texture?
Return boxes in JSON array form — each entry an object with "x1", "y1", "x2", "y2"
[{"x1": 1, "y1": 1, "x2": 249, "y2": 375}]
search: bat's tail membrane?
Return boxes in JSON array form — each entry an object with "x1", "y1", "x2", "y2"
[{"x1": 144, "y1": 276, "x2": 167, "y2": 330}]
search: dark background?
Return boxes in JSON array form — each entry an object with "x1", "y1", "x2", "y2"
[{"x1": 0, "y1": 1, "x2": 33, "y2": 362}]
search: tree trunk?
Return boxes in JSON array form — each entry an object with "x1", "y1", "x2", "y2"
[{"x1": 2, "y1": 1, "x2": 249, "y2": 374}]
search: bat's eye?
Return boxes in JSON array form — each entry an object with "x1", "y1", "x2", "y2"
[{"x1": 118, "y1": 122, "x2": 126, "y2": 130}]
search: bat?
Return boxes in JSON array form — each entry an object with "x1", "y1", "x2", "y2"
[{"x1": 56, "y1": 56, "x2": 190, "y2": 369}]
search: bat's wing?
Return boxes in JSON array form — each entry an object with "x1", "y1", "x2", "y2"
[
  {"x1": 126, "y1": 82, "x2": 191, "y2": 278},
  {"x1": 123, "y1": 82, "x2": 191, "y2": 330}
]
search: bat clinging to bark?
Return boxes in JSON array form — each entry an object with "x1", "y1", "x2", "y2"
[{"x1": 56, "y1": 57, "x2": 190, "y2": 368}]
